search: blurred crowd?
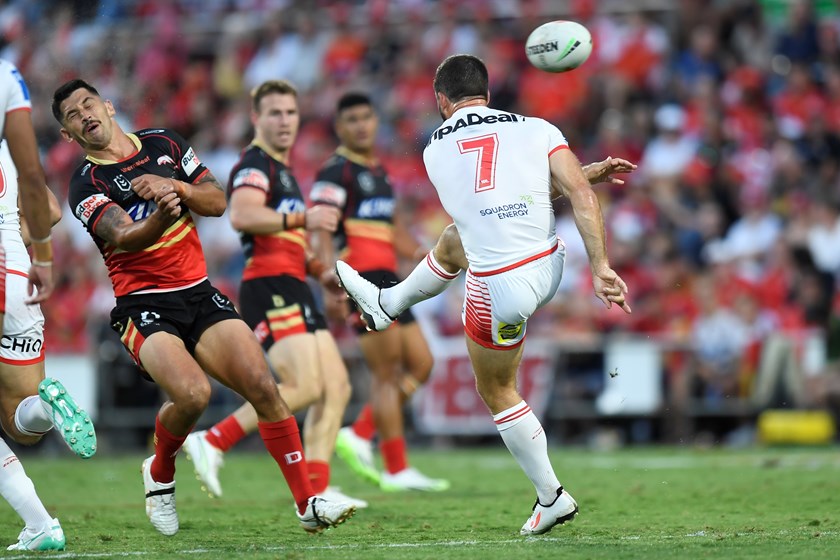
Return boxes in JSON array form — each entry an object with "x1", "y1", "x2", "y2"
[{"x1": 6, "y1": 0, "x2": 840, "y2": 418}]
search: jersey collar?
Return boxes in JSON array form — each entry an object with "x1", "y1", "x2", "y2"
[
  {"x1": 336, "y1": 145, "x2": 378, "y2": 168},
  {"x1": 85, "y1": 133, "x2": 142, "y2": 165},
  {"x1": 252, "y1": 139, "x2": 290, "y2": 165}
]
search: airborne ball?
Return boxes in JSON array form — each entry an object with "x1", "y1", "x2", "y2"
[{"x1": 525, "y1": 20, "x2": 593, "y2": 73}]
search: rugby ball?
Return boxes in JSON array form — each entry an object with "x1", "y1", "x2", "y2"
[{"x1": 525, "y1": 20, "x2": 593, "y2": 73}]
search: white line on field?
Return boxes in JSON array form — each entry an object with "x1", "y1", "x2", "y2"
[{"x1": 3, "y1": 530, "x2": 837, "y2": 559}]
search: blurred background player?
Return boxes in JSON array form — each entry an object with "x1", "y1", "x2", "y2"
[
  {"x1": 54, "y1": 79, "x2": 355, "y2": 536},
  {"x1": 311, "y1": 92, "x2": 448, "y2": 492},
  {"x1": 0, "y1": 60, "x2": 97, "y2": 551},
  {"x1": 336, "y1": 54, "x2": 631, "y2": 535},
  {"x1": 183, "y1": 80, "x2": 367, "y2": 508}
]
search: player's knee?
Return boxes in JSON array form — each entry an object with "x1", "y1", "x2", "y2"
[
  {"x1": 0, "y1": 416, "x2": 43, "y2": 446},
  {"x1": 173, "y1": 381, "x2": 212, "y2": 418},
  {"x1": 326, "y1": 371, "x2": 352, "y2": 407},
  {"x1": 435, "y1": 224, "x2": 466, "y2": 271},
  {"x1": 248, "y1": 372, "x2": 286, "y2": 411}
]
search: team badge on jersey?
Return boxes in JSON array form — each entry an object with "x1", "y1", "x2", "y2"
[
  {"x1": 113, "y1": 175, "x2": 131, "y2": 191},
  {"x1": 358, "y1": 171, "x2": 376, "y2": 193}
]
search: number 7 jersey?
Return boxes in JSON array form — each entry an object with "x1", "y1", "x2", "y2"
[{"x1": 423, "y1": 106, "x2": 568, "y2": 275}]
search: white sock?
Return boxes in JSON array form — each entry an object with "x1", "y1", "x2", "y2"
[
  {"x1": 494, "y1": 401, "x2": 561, "y2": 505},
  {"x1": 15, "y1": 395, "x2": 53, "y2": 436},
  {"x1": 0, "y1": 437, "x2": 53, "y2": 528},
  {"x1": 380, "y1": 252, "x2": 459, "y2": 317}
]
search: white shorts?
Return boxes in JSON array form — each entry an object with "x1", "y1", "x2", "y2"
[
  {"x1": 462, "y1": 240, "x2": 565, "y2": 350},
  {"x1": 1, "y1": 261, "x2": 45, "y2": 365}
]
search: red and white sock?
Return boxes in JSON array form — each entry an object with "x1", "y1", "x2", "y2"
[
  {"x1": 206, "y1": 415, "x2": 246, "y2": 452},
  {"x1": 0, "y1": 437, "x2": 52, "y2": 528},
  {"x1": 380, "y1": 252, "x2": 459, "y2": 317},
  {"x1": 151, "y1": 415, "x2": 187, "y2": 484},
  {"x1": 351, "y1": 405, "x2": 376, "y2": 441},
  {"x1": 494, "y1": 401, "x2": 560, "y2": 505},
  {"x1": 258, "y1": 418, "x2": 314, "y2": 513},
  {"x1": 380, "y1": 436, "x2": 408, "y2": 475}
]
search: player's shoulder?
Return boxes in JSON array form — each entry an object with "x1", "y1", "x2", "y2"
[
  {"x1": 69, "y1": 160, "x2": 95, "y2": 185},
  {"x1": 135, "y1": 127, "x2": 180, "y2": 142},
  {"x1": 235, "y1": 143, "x2": 271, "y2": 169},
  {"x1": 315, "y1": 151, "x2": 348, "y2": 177}
]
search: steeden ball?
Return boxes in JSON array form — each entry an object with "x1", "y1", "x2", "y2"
[{"x1": 525, "y1": 20, "x2": 593, "y2": 73}]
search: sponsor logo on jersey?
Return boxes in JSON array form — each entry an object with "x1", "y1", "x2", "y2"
[
  {"x1": 181, "y1": 147, "x2": 201, "y2": 176},
  {"x1": 431, "y1": 112, "x2": 520, "y2": 141},
  {"x1": 113, "y1": 174, "x2": 132, "y2": 191},
  {"x1": 80, "y1": 163, "x2": 92, "y2": 176},
  {"x1": 310, "y1": 181, "x2": 347, "y2": 207},
  {"x1": 233, "y1": 167, "x2": 270, "y2": 191},
  {"x1": 479, "y1": 203, "x2": 529, "y2": 219},
  {"x1": 139, "y1": 129, "x2": 166, "y2": 135},
  {"x1": 497, "y1": 322, "x2": 523, "y2": 341},
  {"x1": 275, "y1": 198, "x2": 306, "y2": 214},
  {"x1": 278, "y1": 170, "x2": 294, "y2": 191},
  {"x1": 120, "y1": 155, "x2": 150, "y2": 173},
  {"x1": 358, "y1": 197, "x2": 395, "y2": 219},
  {"x1": 126, "y1": 200, "x2": 155, "y2": 222},
  {"x1": 75, "y1": 193, "x2": 111, "y2": 225},
  {"x1": 358, "y1": 171, "x2": 376, "y2": 193},
  {"x1": 253, "y1": 320, "x2": 270, "y2": 343},
  {"x1": 157, "y1": 155, "x2": 175, "y2": 167}
]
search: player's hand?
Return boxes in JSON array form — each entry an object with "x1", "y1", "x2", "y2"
[
  {"x1": 26, "y1": 264, "x2": 55, "y2": 304},
  {"x1": 584, "y1": 156, "x2": 637, "y2": 186},
  {"x1": 154, "y1": 191, "x2": 182, "y2": 221},
  {"x1": 592, "y1": 267, "x2": 632, "y2": 314},
  {"x1": 132, "y1": 175, "x2": 179, "y2": 201},
  {"x1": 305, "y1": 205, "x2": 340, "y2": 232}
]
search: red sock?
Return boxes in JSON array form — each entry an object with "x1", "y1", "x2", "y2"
[
  {"x1": 258, "y1": 418, "x2": 314, "y2": 513},
  {"x1": 352, "y1": 404, "x2": 376, "y2": 440},
  {"x1": 205, "y1": 415, "x2": 246, "y2": 452},
  {"x1": 308, "y1": 460, "x2": 330, "y2": 494},
  {"x1": 151, "y1": 416, "x2": 188, "y2": 484},
  {"x1": 380, "y1": 436, "x2": 408, "y2": 474}
]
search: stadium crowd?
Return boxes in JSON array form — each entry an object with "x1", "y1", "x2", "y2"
[{"x1": 5, "y1": 0, "x2": 840, "y2": 432}]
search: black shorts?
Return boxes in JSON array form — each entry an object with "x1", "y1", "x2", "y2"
[
  {"x1": 110, "y1": 280, "x2": 240, "y2": 375},
  {"x1": 350, "y1": 269, "x2": 416, "y2": 335},
  {"x1": 239, "y1": 275, "x2": 327, "y2": 352}
]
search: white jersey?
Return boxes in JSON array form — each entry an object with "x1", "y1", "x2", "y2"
[
  {"x1": 423, "y1": 105, "x2": 567, "y2": 274},
  {"x1": 0, "y1": 59, "x2": 31, "y2": 235}
]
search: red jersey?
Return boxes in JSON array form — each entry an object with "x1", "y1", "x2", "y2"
[
  {"x1": 228, "y1": 142, "x2": 307, "y2": 282},
  {"x1": 311, "y1": 147, "x2": 397, "y2": 273},
  {"x1": 68, "y1": 128, "x2": 209, "y2": 297}
]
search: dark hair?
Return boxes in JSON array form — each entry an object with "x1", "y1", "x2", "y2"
[
  {"x1": 336, "y1": 92, "x2": 372, "y2": 115},
  {"x1": 52, "y1": 79, "x2": 100, "y2": 123},
  {"x1": 251, "y1": 79, "x2": 297, "y2": 112},
  {"x1": 433, "y1": 54, "x2": 488, "y2": 103}
]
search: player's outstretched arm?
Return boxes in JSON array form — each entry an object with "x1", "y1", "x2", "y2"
[
  {"x1": 95, "y1": 193, "x2": 182, "y2": 252},
  {"x1": 550, "y1": 149, "x2": 631, "y2": 314}
]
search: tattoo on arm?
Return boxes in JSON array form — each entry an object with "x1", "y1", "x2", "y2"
[
  {"x1": 197, "y1": 170, "x2": 224, "y2": 192},
  {"x1": 95, "y1": 204, "x2": 132, "y2": 245}
]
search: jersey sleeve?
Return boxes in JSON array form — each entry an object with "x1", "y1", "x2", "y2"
[
  {"x1": 310, "y1": 162, "x2": 348, "y2": 209},
  {"x1": 68, "y1": 165, "x2": 115, "y2": 234},
  {"x1": 228, "y1": 148, "x2": 270, "y2": 197},
  {"x1": 162, "y1": 129, "x2": 209, "y2": 184},
  {"x1": 545, "y1": 120, "x2": 569, "y2": 157},
  {"x1": 0, "y1": 61, "x2": 31, "y2": 114}
]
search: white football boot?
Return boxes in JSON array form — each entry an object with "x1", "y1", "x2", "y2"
[
  {"x1": 296, "y1": 496, "x2": 356, "y2": 533},
  {"x1": 335, "y1": 426, "x2": 380, "y2": 485},
  {"x1": 183, "y1": 430, "x2": 224, "y2": 498},
  {"x1": 317, "y1": 486, "x2": 369, "y2": 509},
  {"x1": 335, "y1": 261, "x2": 394, "y2": 331},
  {"x1": 520, "y1": 487, "x2": 578, "y2": 536},
  {"x1": 141, "y1": 455, "x2": 179, "y2": 536},
  {"x1": 6, "y1": 518, "x2": 65, "y2": 551},
  {"x1": 380, "y1": 467, "x2": 450, "y2": 492}
]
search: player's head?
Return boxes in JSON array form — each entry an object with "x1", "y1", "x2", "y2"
[
  {"x1": 335, "y1": 92, "x2": 378, "y2": 154},
  {"x1": 250, "y1": 79, "x2": 300, "y2": 158},
  {"x1": 432, "y1": 54, "x2": 489, "y2": 120},
  {"x1": 52, "y1": 79, "x2": 118, "y2": 151}
]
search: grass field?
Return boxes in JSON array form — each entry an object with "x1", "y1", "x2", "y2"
[{"x1": 2, "y1": 445, "x2": 839, "y2": 559}]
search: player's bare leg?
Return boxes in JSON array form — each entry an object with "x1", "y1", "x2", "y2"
[
  {"x1": 466, "y1": 338, "x2": 577, "y2": 535},
  {"x1": 397, "y1": 323, "x2": 433, "y2": 399},
  {"x1": 195, "y1": 319, "x2": 355, "y2": 531}
]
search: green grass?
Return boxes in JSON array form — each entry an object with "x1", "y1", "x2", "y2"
[{"x1": 2, "y1": 446, "x2": 839, "y2": 559}]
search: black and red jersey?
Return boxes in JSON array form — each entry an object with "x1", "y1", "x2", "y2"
[
  {"x1": 228, "y1": 141, "x2": 307, "y2": 282},
  {"x1": 311, "y1": 147, "x2": 397, "y2": 273},
  {"x1": 68, "y1": 128, "x2": 210, "y2": 297}
]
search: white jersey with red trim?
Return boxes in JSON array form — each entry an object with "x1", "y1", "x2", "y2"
[
  {"x1": 423, "y1": 105, "x2": 567, "y2": 274},
  {"x1": 0, "y1": 59, "x2": 31, "y2": 237}
]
